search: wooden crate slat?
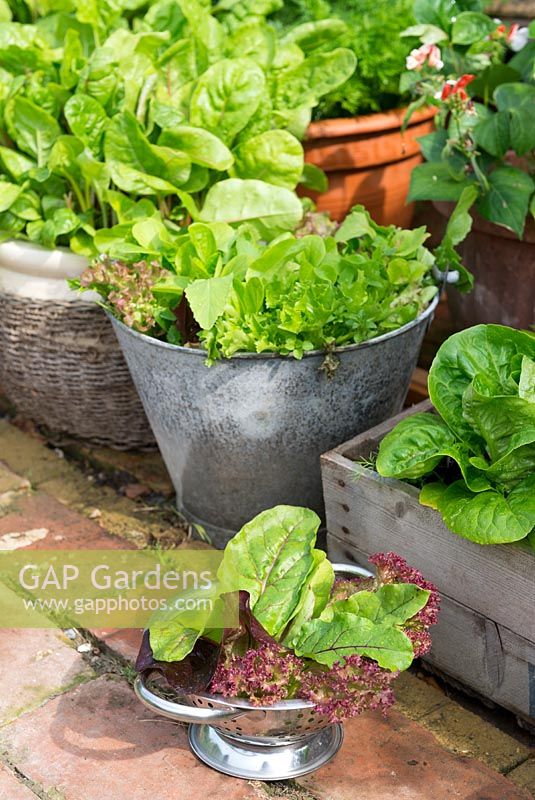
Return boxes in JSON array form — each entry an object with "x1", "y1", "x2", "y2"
[
  {"x1": 321, "y1": 428, "x2": 535, "y2": 640},
  {"x1": 321, "y1": 404, "x2": 535, "y2": 723}
]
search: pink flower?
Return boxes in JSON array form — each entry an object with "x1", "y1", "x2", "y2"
[
  {"x1": 509, "y1": 25, "x2": 529, "y2": 52},
  {"x1": 406, "y1": 44, "x2": 444, "y2": 71}
]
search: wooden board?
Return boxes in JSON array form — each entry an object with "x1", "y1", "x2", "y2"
[{"x1": 321, "y1": 401, "x2": 535, "y2": 724}]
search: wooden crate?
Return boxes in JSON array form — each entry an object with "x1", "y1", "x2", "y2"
[{"x1": 321, "y1": 401, "x2": 535, "y2": 725}]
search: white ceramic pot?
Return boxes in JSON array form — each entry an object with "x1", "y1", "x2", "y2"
[{"x1": 0, "y1": 240, "x2": 97, "y2": 302}]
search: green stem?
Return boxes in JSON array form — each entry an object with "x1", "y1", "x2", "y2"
[
  {"x1": 68, "y1": 178, "x2": 88, "y2": 213},
  {"x1": 470, "y1": 156, "x2": 489, "y2": 193}
]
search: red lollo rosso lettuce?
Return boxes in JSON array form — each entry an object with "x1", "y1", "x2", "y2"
[{"x1": 136, "y1": 505, "x2": 439, "y2": 723}]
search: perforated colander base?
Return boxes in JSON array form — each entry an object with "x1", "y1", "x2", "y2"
[{"x1": 189, "y1": 722, "x2": 343, "y2": 780}]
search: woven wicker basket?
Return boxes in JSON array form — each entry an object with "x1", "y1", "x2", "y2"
[{"x1": 0, "y1": 292, "x2": 155, "y2": 449}]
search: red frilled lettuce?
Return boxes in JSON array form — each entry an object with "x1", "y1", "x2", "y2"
[{"x1": 136, "y1": 506, "x2": 439, "y2": 723}]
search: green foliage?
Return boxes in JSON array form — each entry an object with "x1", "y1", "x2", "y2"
[
  {"x1": 150, "y1": 504, "x2": 431, "y2": 674},
  {"x1": 377, "y1": 325, "x2": 535, "y2": 546},
  {"x1": 0, "y1": 1, "x2": 356, "y2": 249},
  {"x1": 74, "y1": 206, "x2": 448, "y2": 361},
  {"x1": 403, "y1": 5, "x2": 535, "y2": 237},
  {"x1": 271, "y1": 0, "x2": 417, "y2": 117}
]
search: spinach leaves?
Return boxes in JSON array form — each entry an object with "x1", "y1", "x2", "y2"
[
  {"x1": 0, "y1": 2, "x2": 356, "y2": 250},
  {"x1": 377, "y1": 325, "x2": 535, "y2": 546}
]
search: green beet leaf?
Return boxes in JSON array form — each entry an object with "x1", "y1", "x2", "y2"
[
  {"x1": 0, "y1": 180, "x2": 22, "y2": 213},
  {"x1": 158, "y1": 127, "x2": 233, "y2": 171},
  {"x1": 324, "y1": 583, "x2": 430, "y2": 626},
  {"x1": 274, "y1": 48, "x2": 356, "y2": 111},
  {"x1": 226, "y1": 22, "x2": 276, "y2": 69},
  {"x1": 105, "y1": 111, "x2": 191, "y2": 194},
  {"x1": 5, "y1": 96, "x2": 60, "y2": 167},
  {"x1": 281, "y1": 20, "x2": 348, "y2": 53},
  {"x1": 294, "y1": 611, "x2": 415, "y2": 671},
  {"x1": 64, "y1": 93, "x2": 109, "y2": 156},
  {"x1": 300, "y1": 163, "x2": 328, "y2": 193},
  {"x1": 217, "y1": 505, "x2": 320, "y2": 638},
  {"x1": 149, "y1": 623, "x2": 201, "y2": 663},
  {"x1": 282, "y1": 549, "x2": 334, "y2": 647}
]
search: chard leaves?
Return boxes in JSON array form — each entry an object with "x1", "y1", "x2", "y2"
[
  {"x1": 217, "y1": 505, "x2": 320, "y2": 638},
  {"x1": 294, "y1": 612, "x2": 415, "y2": 672},
  {"x1": 328, "y1": 583, "x2": 430, "y2": 626},
  {"x1": 5, "y1": 96, "x2": 60, "y2": 166}
]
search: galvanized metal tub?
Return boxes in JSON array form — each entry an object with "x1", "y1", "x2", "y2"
[{"x1": 110, "y1": 296, "x2": 437, "y2": 546}]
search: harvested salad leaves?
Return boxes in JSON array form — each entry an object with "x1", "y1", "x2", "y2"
[
  {"x1": 0, "y1": 0, "x2": 356, "y2": 250},
  {"x1": 377, "y1": 324, "x2": 535, "y2": 547},
  {"x1": 73, "y1": 205, "x2": 462, "y2": 362},
  {"x1": 136, "y1": 505, "x2": 439, "y2": 720}
]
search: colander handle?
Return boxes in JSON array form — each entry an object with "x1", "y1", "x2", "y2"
[
  {"x1": 134, "y1": 674, "x2": 246, "y2": 724},
  {"x1": 332, "y1": 563, "x2": 374, "y2": 580}
]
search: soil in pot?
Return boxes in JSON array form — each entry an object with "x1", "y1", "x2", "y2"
[{"x1": 302, "y1": 107, "x2": 436, "y2": 226}]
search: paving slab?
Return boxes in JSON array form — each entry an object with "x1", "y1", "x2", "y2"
[
  {"x1": 509, "y1": 759, "x2": 535, "y2": 796},
  {"x1": 0, "y1": 627, "x2": 93, "y2": 726},
  {"x1": 0, "y1": 421, "x2": 74, "y2": 486},
  {"x1": 0, "y1": 492, "x2": 130, "y2": 550},
  {"x1": 65, "y1": 444, "x2": 173, "y2": 497},
  {"x1": 393, "y1": 671, "x2": 450, "y2": 720},
  {"x1": 297, "y1": 710, "x2": 532, "y2": 800},
  {"x1": 0, "y1": 461, "x2": 30, "y2": 497},
  {"x1": 0, "y1": 675, "x2": 260, "y2": 800},
  {"x1": 0, "y1": 763, "x2": 38, "y2": 799},
  {"x1": 419, "y1": 701, "x2": 530, "y2": 773},
  {"x1": 92, "y1": 628, "x2": 144, "y2": 663}
]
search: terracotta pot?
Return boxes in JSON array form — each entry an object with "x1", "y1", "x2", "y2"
[
  {"x1": 434, "y1": 202, "x2": 535, "y2": 330},
  {"x1": 302, "y1": 106, "x2": 436, "y2": 225}
]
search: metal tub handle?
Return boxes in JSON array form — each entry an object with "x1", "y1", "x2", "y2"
[
  {"x1": 134, "y1": 674, "x2": 247, "y2": 725},
  {"x1": 332, "y1": 563, "x2": 374, "y2": 580}
]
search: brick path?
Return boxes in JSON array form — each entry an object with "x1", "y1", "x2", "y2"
[{"x1": 0, "y1": 418, "x2": 533, "y2": 800}]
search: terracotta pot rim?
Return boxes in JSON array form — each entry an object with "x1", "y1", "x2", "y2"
[
  {"x1": 306, "y1": 106, "x2": 436, "y2": 140},
  {"x1": 433, "y1": 200, "x2": 535, "y2": 244}
]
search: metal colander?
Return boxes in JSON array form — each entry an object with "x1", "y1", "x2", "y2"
[{"x1": 134, "y1": 563, "x2": 373, "y2": 780}]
